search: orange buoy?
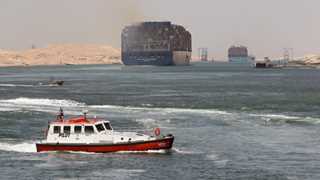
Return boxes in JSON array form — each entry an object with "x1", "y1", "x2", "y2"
[{"x1": 154, "y1": 127, "x2": 161, "y2": 136}]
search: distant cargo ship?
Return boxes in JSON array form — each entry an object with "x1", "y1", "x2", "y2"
[
  {"x1": 228, "y1": 45, "x2": 254, "y2": 64},
  {"x1": 121, "y1": 22, "x2": 192, "y2": 66}
]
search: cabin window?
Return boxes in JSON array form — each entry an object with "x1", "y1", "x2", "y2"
[
  {"x1": 84, "y1": 126, "x2": 94, "y2": 134},
  {"x1": 104, "y1": 123, "x2": 112, "y2": 130},
  {"x1": 95, "y1": 124, "x2": 105, "y2": 132},
  {"x1": 53, "y1": 126, "x2": 61, "y2": 134},
  {"x1": 74, "y1": 126, "x2": 82, "y2": 134},
  {"x1": 63, "y1": 126, "x2": 71, "y2": 134}
]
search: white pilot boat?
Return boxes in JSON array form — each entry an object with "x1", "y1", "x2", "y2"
[{"x1": 36, "y1": 109, "x2": 174, "y2": 153}]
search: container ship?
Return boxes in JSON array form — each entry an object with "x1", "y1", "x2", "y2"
[
  {"x1": 121, "y1": 21, "x2": 192, "y2": 65},
  {"x1": 228, "y1": 45, "x2": 254, "y2": 64}
]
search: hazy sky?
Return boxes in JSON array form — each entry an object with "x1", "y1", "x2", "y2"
[{"x1": 1, "y1": 0, "x2": 319, "y2": 60}]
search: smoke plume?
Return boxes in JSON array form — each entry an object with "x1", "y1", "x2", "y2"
[{"x1": 94, "y1": 0, "x2": 145, "y2": 47}]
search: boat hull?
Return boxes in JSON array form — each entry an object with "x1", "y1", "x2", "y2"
[{"x1": 36, "y1": 136, "x2": 174, "y2": 153}]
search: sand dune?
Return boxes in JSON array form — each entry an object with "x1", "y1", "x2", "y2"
[
  {"x1": 288, "y1": 54, "x2": 320, "y2": 67},
  {"x1": 300, "y1": 54, "x2": 320, "y2": 65},
  {"x1": 0, "y1": 44, "x2": 121, "y2": 67}
]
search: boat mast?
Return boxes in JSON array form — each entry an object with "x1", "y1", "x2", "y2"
[
  {"x1": 57, "y1": 107, "x2": 64, "y2": 122},
  {"x1": 83, "y1": 110, "x2": 88, "y2": 120}
]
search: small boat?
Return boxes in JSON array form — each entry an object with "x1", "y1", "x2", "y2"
[
  {"x1": 38, "y1": 80, "x2": 64, "y2": 87},
  {"x1": 49, "y1": 80, "x2": 64, "y2": 86},
  {"x1": 36, "y1": 108, "x2": 174, "y2": 153}
]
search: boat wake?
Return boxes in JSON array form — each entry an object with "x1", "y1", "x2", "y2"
[
  {"x1": 0, "y1": 97, "x2": 85, "y2": 113},
  {"x1": 250, "y1": 113, "x2": 320, "y2": 125},
  {"x1": 206, "y1": 153, "x2": 229, "y2": 168},
  {"x1": 1, "y1": 97, "x2": 319, "y2": 126},
  {"x1": 0, "y1": 97, "x2": 231, "y2": 116},
  {"x1": 250, "y1": 113, "x2": 298, "y2": 120},
  {"x1": 0, "y1": 83, "x2": 35, "y2": 87},
  {"x1": 91, "y1": 168, "x2": 145, "y2": 179},
  {"x1": 115, "y1": 150, "x2": 169, "y2": 154},
  {"x1": 0, "y1": 97, "x2": 85, "y2": 108},
  {"x1": 91, "y1": 104, "x2": 231, "y2": 115},
  {"x1": 0, "y1": 83, "x2": 64, "y2": 88},
  {"x1": 112, "y1": 147, "x2": 199, "y2": 155},
  {"x1": 172, "y1": 147, "x2": 202, "y2": 155},
  {"x1": 0, "y1": 142, "x2": 37, "y2": 153}
]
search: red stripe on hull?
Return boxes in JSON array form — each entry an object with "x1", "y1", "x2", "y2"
[{"x1": 36, "y1": 137, "x2": 174, "y2": 153}]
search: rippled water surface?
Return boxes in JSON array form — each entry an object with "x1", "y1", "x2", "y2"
[{"x1": 1, "y1": 62, "x2": 320, "y2": 179}]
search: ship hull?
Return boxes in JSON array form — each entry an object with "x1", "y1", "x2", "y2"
[
  {"x1": 122, "y1": 51, "x2": 190, "y2": 66},
  {"x1": 36, "y1": 136, "x2": 174, "y2": 153},
  {"x1": 229, "y1": 57, "x2": 252, "y2": 63}
]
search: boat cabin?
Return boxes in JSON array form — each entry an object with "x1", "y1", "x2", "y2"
[
  {"x1": 44, "y1": 109, "x2": 158, "y2": 145},
  {"x1": 44, "y1": 115, "x2": 116, "y2": 144},
  {"x1": 48, "y1": 117, "x2": 113, "y2": 136}
]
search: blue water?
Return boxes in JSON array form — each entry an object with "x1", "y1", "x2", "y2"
[{"x1": 0, "y1": 62, "x2": 320, "y2": 179}]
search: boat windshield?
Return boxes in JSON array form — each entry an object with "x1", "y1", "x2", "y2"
[
  {"x1": 104, "y1": 123, "x2": 112, "y2": 130},
  {"x1": 95, "y1": 124, "x2": 105, "y2": 132}
]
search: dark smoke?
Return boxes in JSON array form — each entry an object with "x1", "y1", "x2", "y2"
[{"x1": 93, "y1": 0, "x2": 145, "y2": 47}]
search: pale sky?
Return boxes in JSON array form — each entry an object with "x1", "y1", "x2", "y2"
[{"x1": 0, "y1": 0, "x2": 319, "y2": 60}]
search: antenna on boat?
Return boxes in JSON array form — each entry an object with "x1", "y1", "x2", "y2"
[
  {"x1": 57, "y1": 107, "x2": 64, "y2": 122},
  {"x1": 83, "y1": 109, "x2": 88, "y2": 120}
]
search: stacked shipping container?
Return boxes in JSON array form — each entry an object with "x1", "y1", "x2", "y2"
[{"x1": 121, "y1": 22, "x2": 192, "y2": 65}]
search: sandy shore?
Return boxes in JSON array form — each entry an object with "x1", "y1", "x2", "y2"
[{"x1": 0, "y1": 44, "x2": 121, "y2": 67}]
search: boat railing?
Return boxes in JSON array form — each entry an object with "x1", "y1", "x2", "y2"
[{"x1": 116, "y1": 128, "x2": 156, "y2": 136}]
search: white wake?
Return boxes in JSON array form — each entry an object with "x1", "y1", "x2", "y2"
[
  {"x1": 0, "y1": 142, "x2": 37, "y2": 153},
  {"x1": 0, "y1": 97, "x2": 231, "y2": 116}
]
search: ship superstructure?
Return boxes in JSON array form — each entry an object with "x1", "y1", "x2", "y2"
[{"x1": 228, "y1": 45, "x2": 254, "y2": 64}]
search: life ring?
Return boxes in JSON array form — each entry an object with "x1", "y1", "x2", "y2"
[{"x1": 154, "y1": 128, "x2": 161, "y2": 136}]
